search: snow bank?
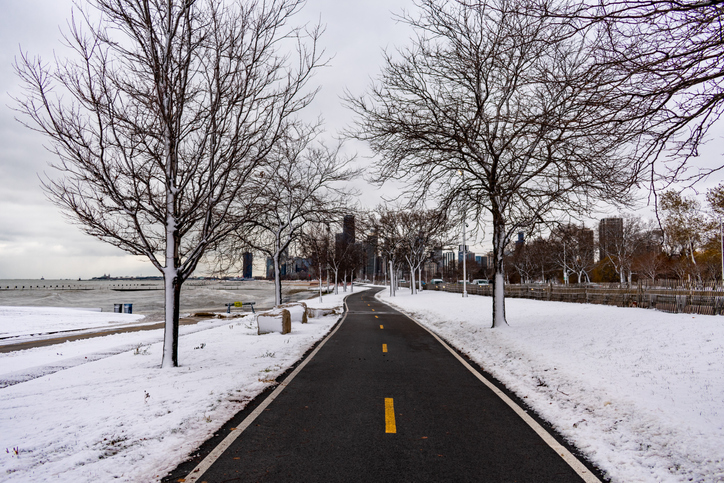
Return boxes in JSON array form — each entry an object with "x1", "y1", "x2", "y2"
[
  {"x1": 378, "y1": 290, "x2": 724, "y2": 483},
  {"x1": 0, "y1": 290, "x2": 362, "y2": 482}
]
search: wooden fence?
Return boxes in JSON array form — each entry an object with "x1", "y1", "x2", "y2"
[{"x1": 424, "y1": 281, "x2": 724, "y2": 316}]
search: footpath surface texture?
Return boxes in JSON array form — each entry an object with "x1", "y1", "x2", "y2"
[{"x1": 186, "y1": 289, "x2": 596, "y2": 482}]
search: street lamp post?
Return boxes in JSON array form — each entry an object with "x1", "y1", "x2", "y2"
[{"x1": 457, "y1": 170, "x2": 468, "y2": 298}]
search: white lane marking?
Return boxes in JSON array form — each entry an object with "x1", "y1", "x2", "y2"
[
  {"x1": 184, "y1": 298, "x2": 352, "y2": 482},
  {"x1": 375, "y1": 294, "x2": 601, "y2": 483}
]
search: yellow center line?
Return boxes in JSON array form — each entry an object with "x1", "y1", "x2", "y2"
[
  {"x1": 385, "y1": 398, "x2": 396, "y2": 433},
  {"x1": 375, "y1": 315, "x2": 379, "y2": 319},
  {"x1": 379, "y1": 324, "x2": 384, "y2": 329},
  {"x1": 372, "y1": 309, "x2": 375, "y2": 311},
  {"x1": 367, "y1": 304, "x2": 370, "y2": 306},
  {"x1": 382, "y1": 343, "x2": 388, "y2": 353}
]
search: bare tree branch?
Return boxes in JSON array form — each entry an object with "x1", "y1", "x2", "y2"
[{"x1": 13, "y1": 0, "x2": 325, "y2": 367}]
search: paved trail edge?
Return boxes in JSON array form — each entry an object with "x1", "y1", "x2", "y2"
[
  {"x1": 376, "y1": 293, "x2": 601, "y2": 483},
  {"x1": 182, "y1": 298, "x2": 351, "y2": 483}
]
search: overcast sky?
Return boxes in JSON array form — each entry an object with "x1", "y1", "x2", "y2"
[
  {"x1": 1, "y1": 0, "x2": 722, "y2": 280},
  {"x1": 0, "y1": 0, "x2": 418, "y2": 279}
]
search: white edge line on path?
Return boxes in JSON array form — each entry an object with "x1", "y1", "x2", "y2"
[
  {"x1": 184, "y1": 297, "x2": 351, "y2": 483},
  {"x1": 375, "y1": 292, "x2": 601, "y2": 483}
]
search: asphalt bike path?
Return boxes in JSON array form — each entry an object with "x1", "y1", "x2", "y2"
[{"x1": 179, "y1": 289, "x2": 601, "y2": 482}]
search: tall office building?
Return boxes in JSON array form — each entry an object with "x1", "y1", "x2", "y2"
[
  {"x1": 599, "y1": 218, "x2": 623, "y2": 261},
  {"x1": 580, "y1": 228, "x2": 595, "y2": 266},
  {"x1": 365, "y1": 229, "x2": 379, "y2": 280},
  {"x1": 343, "y1": 215, "x2": 355, "y2": 243},
  {"x1": 242, "y1": 252, "x2": 253, "y2": 279},
  {"x1": 458, "y1": 245, "x2": 474, "y2": 263}
]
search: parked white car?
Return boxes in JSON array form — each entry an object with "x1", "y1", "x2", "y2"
[{"x1": 471, "y1": 279, "x2": 490, "y2": 285}]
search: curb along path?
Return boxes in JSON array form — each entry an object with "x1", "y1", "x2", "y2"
[{"x1": 179, "y1": 289, "x2": 600, "y2": 482}]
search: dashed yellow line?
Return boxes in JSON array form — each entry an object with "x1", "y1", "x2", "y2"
[
  {"x1": 375, "y1": 315, "x2": 379, "y2": 319},
  {"x1": 372, "y1": 309, "x2": 375, "y2": 312},
  {"x1": 379, "y1": 324, "x2": 384, "y2": 329},
  {"x1": 382, "y1": 343, "x2": 388, "y2": 353},
  {"x1": 385, "y1": 398, "x2": 396, "y2": 433}
]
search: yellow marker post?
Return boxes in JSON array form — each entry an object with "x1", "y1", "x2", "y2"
[
  {"x1": 382, "y1": 344, "x2": 388, "y2": 353},
  {"x1": 385, "y1": 398, "x2": 396, "y2": 433}
]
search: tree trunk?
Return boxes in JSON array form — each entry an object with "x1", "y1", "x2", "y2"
[
  {"x1": 334, "y1": 269, "x2": 339, "y2": 295},
  {"x1": 390, "y1": 260, "x2": 395, "y2": 296},
  {"x1": 273, "y1": 251, "x2": 282, "y2": 306},
  {"x1": 418, "y1": 267, "x2": 423, "y2": 292},
  {"x1": 409, "y1": 260, "x2": 415, "y2": 295},
  {"x1": 161, "y1": 228, "x2": 181, "y2": 368},
  {"x1": 491, "y1": 213, "x2": 508, "y2": 328},
  {"x1": 318, "y1": 262, "x2": 323, "y2": 302},
  {"x1": 384, "y1": 259, "x2": 388, "y2": 291}
]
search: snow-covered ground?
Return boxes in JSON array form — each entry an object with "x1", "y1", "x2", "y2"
[
  {"x1": 0, "y1": 306, "x2": 147, "y2": 341},
  {"x1": 0, "y1": 290, "x2": 357, "y2": 482},
  {"x1": 378, "y1": 289, "x2": 724, "y2": 483}
]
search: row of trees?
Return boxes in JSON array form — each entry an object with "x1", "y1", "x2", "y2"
[
  {"x1": 16, "y1": 0, "x2": 724, "y2": 364},
  {"x1": 14, "y1": 0, "x2": 358, "y2": 368},
  {"x1": 347, "y1": 0, "x2": 724, "y2": 327},
  {"x1": 509, "y1": 183, "x2": 724, "y2": 285},
  {"x1": 296, "y1": 206, "x2": 453, "y2": 299}
]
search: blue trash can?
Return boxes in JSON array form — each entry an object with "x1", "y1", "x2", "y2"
[{"x1": 123, "y1": 303, "x2": 133, "y2": 314}]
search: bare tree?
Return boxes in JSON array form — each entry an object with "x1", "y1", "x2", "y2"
[
  {"x1": 600, "y1": 215, "x2": 648, "y2": 285},
  {"x1": 633, "y1": 251, "x2": 666, "y2": 282},
  {"x1": 299, "y1": 222, "x2": 332, "y2": 302},
  {"x1": 509, "y1": 238, "x2": 538, "y2": 284},
  {"x1": 564, "y1": 0, "x2": 724, "y2": 184},
  {"x1": 217, "y1": 128, "x2": 358, "y2": 306},
  {"x1": 659, "y1": 191, "x2": 707, "y2": 269},
  {"x1": 398, "y1": 209, "x2": 452, "y2": 294},
  {"x1": 326, "y1": 218, "x2": 360, "y2": 295},
  {"x1": 347, "y1": 0, "x2": 638, "y2": 327},
  {"x1": 523, "y1": 237, "x2": 556, "y2": 283},
  {"x1": 549, "y1": 224, "x2": 596, "y2": 284},
  {"x1": 14, "y1": 0, "x2": 324, "y2": 367},
  {"x1": 375, "y1": 206, "x2": 406, "y2": 297}
]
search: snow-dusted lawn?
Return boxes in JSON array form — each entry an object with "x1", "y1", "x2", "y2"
[
  {"x1": 0, "y1": 306, "x2": 146, "y2": 341},
  {"x1": 0, "y1": 290, "x2": 356, "y2": 482},
  {"x1": 378, "y1": 289, "x2": 724, "y2": 483}
]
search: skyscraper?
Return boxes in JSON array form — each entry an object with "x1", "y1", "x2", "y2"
[
  {"x1": 599, "y1": 218, "x2": 623, "y2": 261},
  {"x1": 242, "y1": 252, "x2": 253, "y2": 279},
  {"x1": 343, "y1": 215, "x2": 355, "y2": 244}
]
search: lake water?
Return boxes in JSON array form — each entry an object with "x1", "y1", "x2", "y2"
[{"x1": 0, "y1": 279, "x2": 320, "y2": 322}]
